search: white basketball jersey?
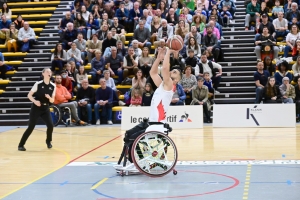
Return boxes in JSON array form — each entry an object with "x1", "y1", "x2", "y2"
[{"x1": 149, "y1": 82, "x2": 175, "y2": 122}]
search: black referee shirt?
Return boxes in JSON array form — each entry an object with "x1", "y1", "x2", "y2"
[{"x1": 31, "y1": 80, "x2": 56, "y2": 104}]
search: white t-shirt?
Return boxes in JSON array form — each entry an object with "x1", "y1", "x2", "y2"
[
  {"x1": 286, "y1": 32, "x2": 300, "y2": 46},
  {"x1": 272, "y1": 18, "x2": 288, "y2": 30}
]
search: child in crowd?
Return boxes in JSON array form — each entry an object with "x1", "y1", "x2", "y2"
[
  {"x1": 130, "y1": 89, "x2": 142, "y2": 107},
  {"x1": 272, "y1": 0, "x2": 284, "y2": 20},
  {"x1": 203, "y1": 72, "x2": 215, "y2": 103},
  {"x1": 76, "y1": 65, "x2": 88, "y2": 88},
  {"x1": 289, "y1": 17, "x2": 300, "y2": 30},
  {"x1": 142, "y1": 83, "x2": 153, "y2": 106},
  {"x1": 220, "y1": 5, "x2": 232, "y2": 27}
]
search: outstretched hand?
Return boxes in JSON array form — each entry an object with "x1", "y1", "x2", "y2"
[{"x1": 157, "y1": 47, "x2": 166, "y2": 61}]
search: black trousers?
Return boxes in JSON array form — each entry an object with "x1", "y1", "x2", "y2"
[
  {"x1": 0, "y1": 64, "x2": 7, "y2": 79},
  {"x1": 194, "y1": 102, "x2": 210, "y2": 120},
  {"x1": 19, "y1": 104, "x2": 54, "y2": 147}
]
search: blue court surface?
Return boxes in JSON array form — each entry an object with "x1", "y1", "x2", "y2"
[{"x1": 3, "y1": 160, "x2": 300, "y2": 200}]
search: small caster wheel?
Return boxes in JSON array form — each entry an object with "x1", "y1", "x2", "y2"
[
  {"x1": 173, "y1": 170, "x2": 177, "y2": 175},
  {"x1": 120, "y1": 171, "x2": 124, "y2": 177}
]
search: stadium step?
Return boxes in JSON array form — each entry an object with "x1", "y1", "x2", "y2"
[
  {"x1": 15, "y1": 71, "x2": 43, "y2": 76},
  {"x1": 0, "y1": 97, "x2": 30, "y2": 102},
  {"x1": 224, "y1": 52, "x2": 255, "y2": 57},
  {"x1": 12, "y1": 76, "x2": 40, "y2": 81},
  {"x1": 6, "y1": 86, "x2": 32, "y2": 91},
  {"x1": 24, "y1": 57, "x2": 50, "y2": 62},
  {"x1": 0, "y1": 119, "x2": 28, "y2": 126},
  {"x1": 222, "y1": 71, "x2": 255, "y2": 76},
  {"x1": 18, "y1": 67, "x2": 46, "y2": 72},
  {"x1": 0, "y1": 91, "x2": 29, "y2": 97},
  {"x1": 0, "y1": 101, "x2": 32, "y2": 108},
  {"x1": 221, "y1": 76, "x2": 254, "y2": 82},
  {"x1": 222, "y1": 38, "x2": 254, "y2": 44},
  {"x1": 222, "y1": 47, "x2": 254, "y2": 52},
  {"x1": 0, "y1": 107, "x2": 31, "y2": 114},
  {"x1": 8, "y1": 81, "x2": 37, "y2": 86},
  {"x1": 214, "y1": 98, "x2": 255, "y2": 104},
  {"x1": 219, "y1": 82, "x2": 255, "y2": 87},
  {"x1": 221, "y1": 43, "x2": 254, "y2": 48},
  {"x1": 218, "y1": 86, "x2": 256, "y2": 93},
  {"x1": 225, "y1": 56, "x2": 257, "y2": 62},
  {"x1": 215, "y1": 92, "x2": 256, "y2": 98},
  {"x1": 0, "y1": 113, "x2": 29, "y2": 120},
  {"x1": 32, "y1": 44, "x2": 56, "y2": 49},
  {"x1": 218, "y1": 61, "x2": 257, "y2": 67},
  {"x1": 222, "y1": 65, "x2": 256, "y2": 72}
]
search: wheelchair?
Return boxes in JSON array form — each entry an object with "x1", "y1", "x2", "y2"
[
  {"x1": 49, "y1": 104, "x2": 72, "y2": 127},
  {"x1": 114, "y1": 119, "x2": 178, "y2": 177}
]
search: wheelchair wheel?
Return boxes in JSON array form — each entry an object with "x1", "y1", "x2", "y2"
[
  {"x1": 49, "y1": 105, "x2": 61, "y2": 127},
  {"x1": 131, "y1": 131, "x2": 178, "y2": 177}
]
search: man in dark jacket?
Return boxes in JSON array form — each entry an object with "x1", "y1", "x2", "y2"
[
  {"x1": 285, "y1": 2, "x2": 300, "y2": 26},
  {"x1": 102, "y1": 31, "x2": 117, "y2": 58},
  {"x1": 201, "y1": 25, "x2": 220, "y2": 62},
  {"x1": 60, "y1": 22, "x2": 78, "y2": 50},
  {"x1": 133, "y1": 20, "x2": 151, "y2": 49}
]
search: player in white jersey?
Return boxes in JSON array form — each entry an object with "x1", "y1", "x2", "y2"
[{"x1": 149, "y1": 47, "x2": 181, "y2": 122}]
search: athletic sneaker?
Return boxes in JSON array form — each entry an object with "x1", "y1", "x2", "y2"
[
  {"x1": 119, "y1": 101, "x2": 126, "y2": 106},
  {"x1": 76, "y1": 120, "x2": 87, "y2": 126},
  {"x1": 96, "y1": 119, "x2": 100, "y2": 125},
  {"x1": 107, "y1": 120, "x2": 113, "y2": 125}
]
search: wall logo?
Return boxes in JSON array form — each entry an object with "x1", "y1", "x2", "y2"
[
  {"x1": 246, "y1": 105, "x2": 261, "y2": 126},
  {"x1": 179, "y1": 112, "x2": 192, "y2": 122}
]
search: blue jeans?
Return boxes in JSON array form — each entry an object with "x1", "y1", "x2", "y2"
[
  {"x1": 144, "y1": 42, "x2": 152, "y2": 49},
  {"x1": 87, "y1": 28, "x2": 96, "y2": 40},
  {"x1": 51, "y1": 60, "x2": 64, "y2": 71},
  {"x1": 284, "y1": 45, "x2": 292, "y2": 58},
  {"x1": 94, "y1": 103, "x2": 112, "y2": 121},
  {"x1": 81, "y1": 51, "x2": 87, "y2": 64},
  {"x1": 170, "y1": 100, "x2": 184, "y2": 106},
  {"x1": 283, "y1": 98, "x2": 294, "y2": 104},
  {"x1": 255, "y1": 87, "x2": 264, "y2": 103},
  {"x1": 68, "y1": 57, "x2": 81, "y2": 68},
  {"x1": 112, "y1": 69, "x2": 123, "y2": 84},
  {"x1": 275, "y1": 30, "x2": 289, "y2": 39},
  {"x1": 77, "y1": 103, "x2": 92, "y2": 123},
  {"x1": 255, "y1": 33, "x2": 260, "y2": 41}
]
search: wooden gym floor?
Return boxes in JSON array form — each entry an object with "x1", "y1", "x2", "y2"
[{"x1": 0, "y1": 125, "x2": 300, "y2": 199}]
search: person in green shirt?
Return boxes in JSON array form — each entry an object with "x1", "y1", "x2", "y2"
[{"x1": 245, "y1": 0, "x2": 260, "y2": 30}]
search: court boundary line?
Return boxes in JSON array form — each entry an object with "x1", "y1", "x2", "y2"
[{"x1": 0, "y1": 147, "x2": 70, "y2": 200}]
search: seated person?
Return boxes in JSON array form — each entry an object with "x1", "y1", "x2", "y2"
[
  {"x1": 54, "y1": 74, "x2": 87, "y2": 125},
  {"x1": 76, "y1": 79, "x2": 95, "y2": 124},
  {"x1": 17, "y1": 22, "x2": 36, "y2": 52},
  {"x1": 73, "y1": 33, "x2": 87, "y2": 64},
  {"x1": 0, "y1": 15, "x2": 11, "y2": 44},
  {"x1": 51, "y1": 43, "x2": 67, "y2": 72},
  {"x1": 254, "y1": 61, "x2": 270, "y2": 103},
  {"x1": 263, "y1": 76, "x2": 282, "y2": 103},
  {"x1": 263, "y1": 56, "x2": 276, "y2": 76},
  {"x1": 132, "y1": 69, "x2": 146, "y2": 91},
  {"x1": 292, "y1": 39, "x2": 300, "y2": 61},
  {"x1": 220, "y1": 5, "x2": 233, "y2": 27},
  {"x1": 203, "y1": 72, "x2": 215, "y2": 94},
  {"x1": 190, "y1": 76, "x2": 211, "y2": 123},
  {"x1": 284, "y1": 24, "x2": 300, "y2": 58},
  {"x1": 254, "y1": 26, "x2": 278, "y2": 61},
  {"x1": 279, "y1": 76, "x2": 295, "y2": 103},
  {"x1": 142, "y1": 83, "x2": 153, "y2": 106},
  {"x1": 170, "y1": 78, "x2": 186, "y2": 106},
  {"x1": 186, "y1": 37, "x2": 201, "y2": 58},
  {"x1": 129, "y1": 88, "x2": 143, "y2": 107},
  {"x1": 103, "y1": 70, "x2": 126, "y2": 106},
  {"x1": 185, "y1": 49, "x2": 198, "y2": 71},
  {"x1": 272, "y1": 0, "x2": 283, "y2": 20},
  {"x1": 285, "y1": 2, "x2": 300, "y2": 26},
  {"x1": 244, "y1": 0, "x2": 260, "y2": 30},
  {"x1": 179, "y1": 65, "x2": 197, "y2": 104},
  {"x1": 60, "y1": 69, "x2": 73, "y2": 95},
  {"x1": 133, "y1": 20, "x2": 151, "y2": 49},
  {"x1": 86, "y1": 34, "x2": 102, "y2": 63},
  {"x1": 123, "y1": 47, "x2": 139, "y2": 81},
  {"x1": 292, "y1": 56, "x2": 300, "y2": 82},
  {"x1": 94, "y1": 78, "x2": 114, "y2": 125},
  {"x1": 5, "y1": 23, "x2": 18, "y2": 52},
  {"x1": 272, "y1": 12, "x2": 289, "y2": 40},
  {"x1": 76, "y1": 65, "x2": 88, "y2": 88},
  {"x1": 138, "y1": 47, "x2": 153, "y2": 78},
  {"x1": 102, "y1": 31, "x2": 117, "y2": 58},
  {"x1": 170, "y1": 51, "x2": 184, "y2": 71},
  {"x1": 90, "y1": 50, "x2": 105, "y2": 84},
  {"x1": 202, "y1": 25, "x2": 220, "y2": 62},
  {"x1": 106, "y1": 46, "x2": 124, "y2": 84},
  {"x1": 274, "y1": 61, "x2": 293, "y2": 85},
  {"x1": 131, "y1": 40, "x2": 142, "y2": 57},
  {"x1": 61, "y1": 22, "x2": 78, "y2": 50},
  {"x1": 66, "y1": 42, "x2": 83, "y2": 67},
  {"x1": 58, "y1": 11, "x2": 74, "y2": 38}
]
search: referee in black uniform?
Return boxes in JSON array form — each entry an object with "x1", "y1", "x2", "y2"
[{"x1": 18, "y1": 68, "x2": 56, "y2": 151}]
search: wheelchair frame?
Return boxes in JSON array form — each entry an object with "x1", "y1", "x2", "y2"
[{"x1": 49, "y1": 104, "x2": 72, "y2": 127}]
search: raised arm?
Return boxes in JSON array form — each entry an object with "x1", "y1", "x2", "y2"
[{"x1": 149, "y1": 47, "x2": 164, "y2": 87}]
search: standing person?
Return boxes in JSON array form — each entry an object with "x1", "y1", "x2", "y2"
[{"x1": 18, "y1": 68, "x2": 56, "y2": 151}]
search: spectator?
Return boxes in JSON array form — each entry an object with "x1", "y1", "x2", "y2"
[
  {"x1": 138, "y1": 47, "x2": 153, "y2": 77},
  {"x1": 179, "y1": 65, "x2": 197, "y2": 104},
  {"x1": 275, "y1": 61, "x2": 293, "y2": 85},
  {"x1": 254, "y1": 61, "x2": 270, "y2": 103},
  {"x1": 76, "y1": 65, "x2": 88, "y2": 88},
  {"x1": 86, "y1": 34, "x2": 101, "y2": 62},
  {"x1": 220, "y1": 5, "x2": 233, "y2": 27},
  {"x1": 67, "y1": 61, "x2": 78, "y2": 89},
  {"x1": 263, "y1": 76, "x2": 282, "y2": 103},
  {"x1": 136, "y1": 13, "x2": 151, "y2": 30},
  {"x1": 185, "y1": 49, "x2": 198, "y2": 69},
  {"x1": 98, "y1": 13, "x2": 113, "y2": 27},
  {"x1": 256, "y1": 13, "x2": 276, "y2": 40},
  {"x1": 191, "y1": 15, "x2": 205, "y2": 33},
  {"x1": 202, "y1": 26, "x2": 220, "y2": 62},
  {"x1": 0, "y1": 15, "x2": 11, "y2": 43},
  {"x1": 184, "y1": 26, "x2": 201, "y2": 45},
  {"x1": 142, "y1": 83, "x2": 153, "y2": 106},
  {"x1": 157, "y1": 19, "x2": 173, "y2": 44},
  {"x1": 96, "y1": 24, "x2": 109, "y2": 41},
  {"x1": 0, "y1": 52, "x2": 7, "y2": 80},
  {"x1": 259, "y1": 2, "x2": 270, "y2": 21},
  {"x1": 81, "y1": 5, "x2": 90, "y2": 21},
  {"x1": 285, "y1": 2, "x2": 300, "y2": 26},
  {"x1": 83, "y1": 0, "x2": 93, "y2": 12},
  {"x1": 103, "y1": 3, "x2": 115, "y2": 19},
  {"x1": 58, "y1": 12, "x2": 74, "y2": 39},
  {"x1": 116, "y1": 40, "x2": 127, "y2": 59},
  {"x1": 5, "y1": 23, "x2": 18, "y2": 52},
  {"x1": 263, "y1": 56, "x2": 276, "y2": 76},
  {"x1": 294, "y1": 77, "x2": 300, "y2": 122},
  {"x1": 14, "y1": 15, "x2": 24, "y2": 30},
  {"x1": 90, "y1": 50, "x2": 105, "y2": 83},
  {"x1": 103, "y1": 70, "x2": 126, "y2": 106},
  {"x1": 91, "y1": 4, "x2": 101, "y2": 20},
  {"x1": 272, "y1": 0, "x2": 284, "y2": 20},
  {"x1": 245, "y1": 0, "x2": 260, "y2": 31},
  {"x1": 170, "y1": 77, "x2": 186, "y2": 106},
  {"x1": 110, "y1": 17, "x2": 126, "y2": 44},
  {"x1": 166, "y1": 8, "x2": 179, "y2": 26},
  {"x1": 279, "y1": 76, "x2": 295, "y2": 103},
  {"x1": 102, "y1": 31, "x2": 117, "y2": 58},
  {"x1": 182, "y1": 8, "x2": 193, "y2": 24},
  {"x1": 289, "y1": 17, "x2": 300, "y2": 30},
  {"x1": 203, "y1": 71, "x2": 215, "y2": 96},
  {"x1": 175, "y1": 20, "x2": 189, "y2": 39},
  {"x1": 61, "y1": 23, "x2": 78, "y2": 50},
  {"x1": 129, "y1": 2, "x2": 143, "y2": 32},
  {"x1": 76, "y1": 79, "x2": 94, "y2": 124},
  {"x1": 218, "y1": 0, "x2": 236, "y2": 18},
  {"x1": 94, "y1": 78, "x2": 114, "y2": 125},
  {"x1": 186, "y1": 37, "x2": 201, "y2": 58},
  {"x1": 157, "y1": 1, "x2": 168, "y2": 18},
  {"x1": 254, "y1": 27, "x2": 278, "y2": 61},
  {"x1": 67, "y1": 42, "x2": 83, "y2": 67},
  {"x1": 73, "y1": 33, "x2": 87, "y2": 64},
  {"x1": 115, "y1": 2, "x2": 130, "y2": 30},
  {"x1": 284, "y1": 25, "x2": 300, "y2": 57},
  {"x1": 60, "y1": 69, "x2": 73, "y2": 94},
  {"x1": 86, "y1": 13, "x2": 99, "y2": 40},
  {"x1": 273, "y1": 12, "x2": 289, "y2": 40},
  {"x1": 170, "y1": 51, "x2": 184, "y2": 71},
  {"x1": 51, "y1": 43, "x2": 67, "y2": 72},
  {"x1": 175, "y1": 14, "x2": 190, "y2": 33},
  {"x1": 124, "y1": 0, "x2": 134, "y2": 10},
  {"x1": 106, "y1": 46, "x2": 123, "y2": 83},
  {"x1": 190, "y1": 76, "x2": 211, "y2": 123},
  {"x1": 123, "y1": 47, "x2": 139, "y2": 80},
  {"x1": 74, "y1": 13, "x2": 87, "y2": 39},
  {"x1": 132, "y1": 69, "x2": 146, "y2": 91},
  {"x1": 130, "y1": 88, "x2": 143, "y2": 107},
  {"x1": 196, "y1": 54, "x2": 222, "y2": 92},
  {"x1": 2, "y1": 3, "x2": 11, "y2": 20},
  {"x1": 131, "y1": 40, "x2": 142, "y2": 57},
  {"x1": 204, "y1": 20, "x2": 221, "y2": 40},
  {"x1": 284, "y1": 0, "x2": 293, "y2": 13},
  {"x1": 133, "y1": 20, "x2": 151, "y2": 49},
  {"x1": 71, "y1": 1, "x2": 81, "y2": 18},
  {"x1": 54, "y1": 74, "x2": 86, "y2": 125},
  {"x1": 17, "y1": 22, "x2": 36, "y2": 52}
]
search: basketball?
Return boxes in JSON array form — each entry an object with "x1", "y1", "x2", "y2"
[{"x1": 166, "y1": 35, "x2": 184, "y2": 51}]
